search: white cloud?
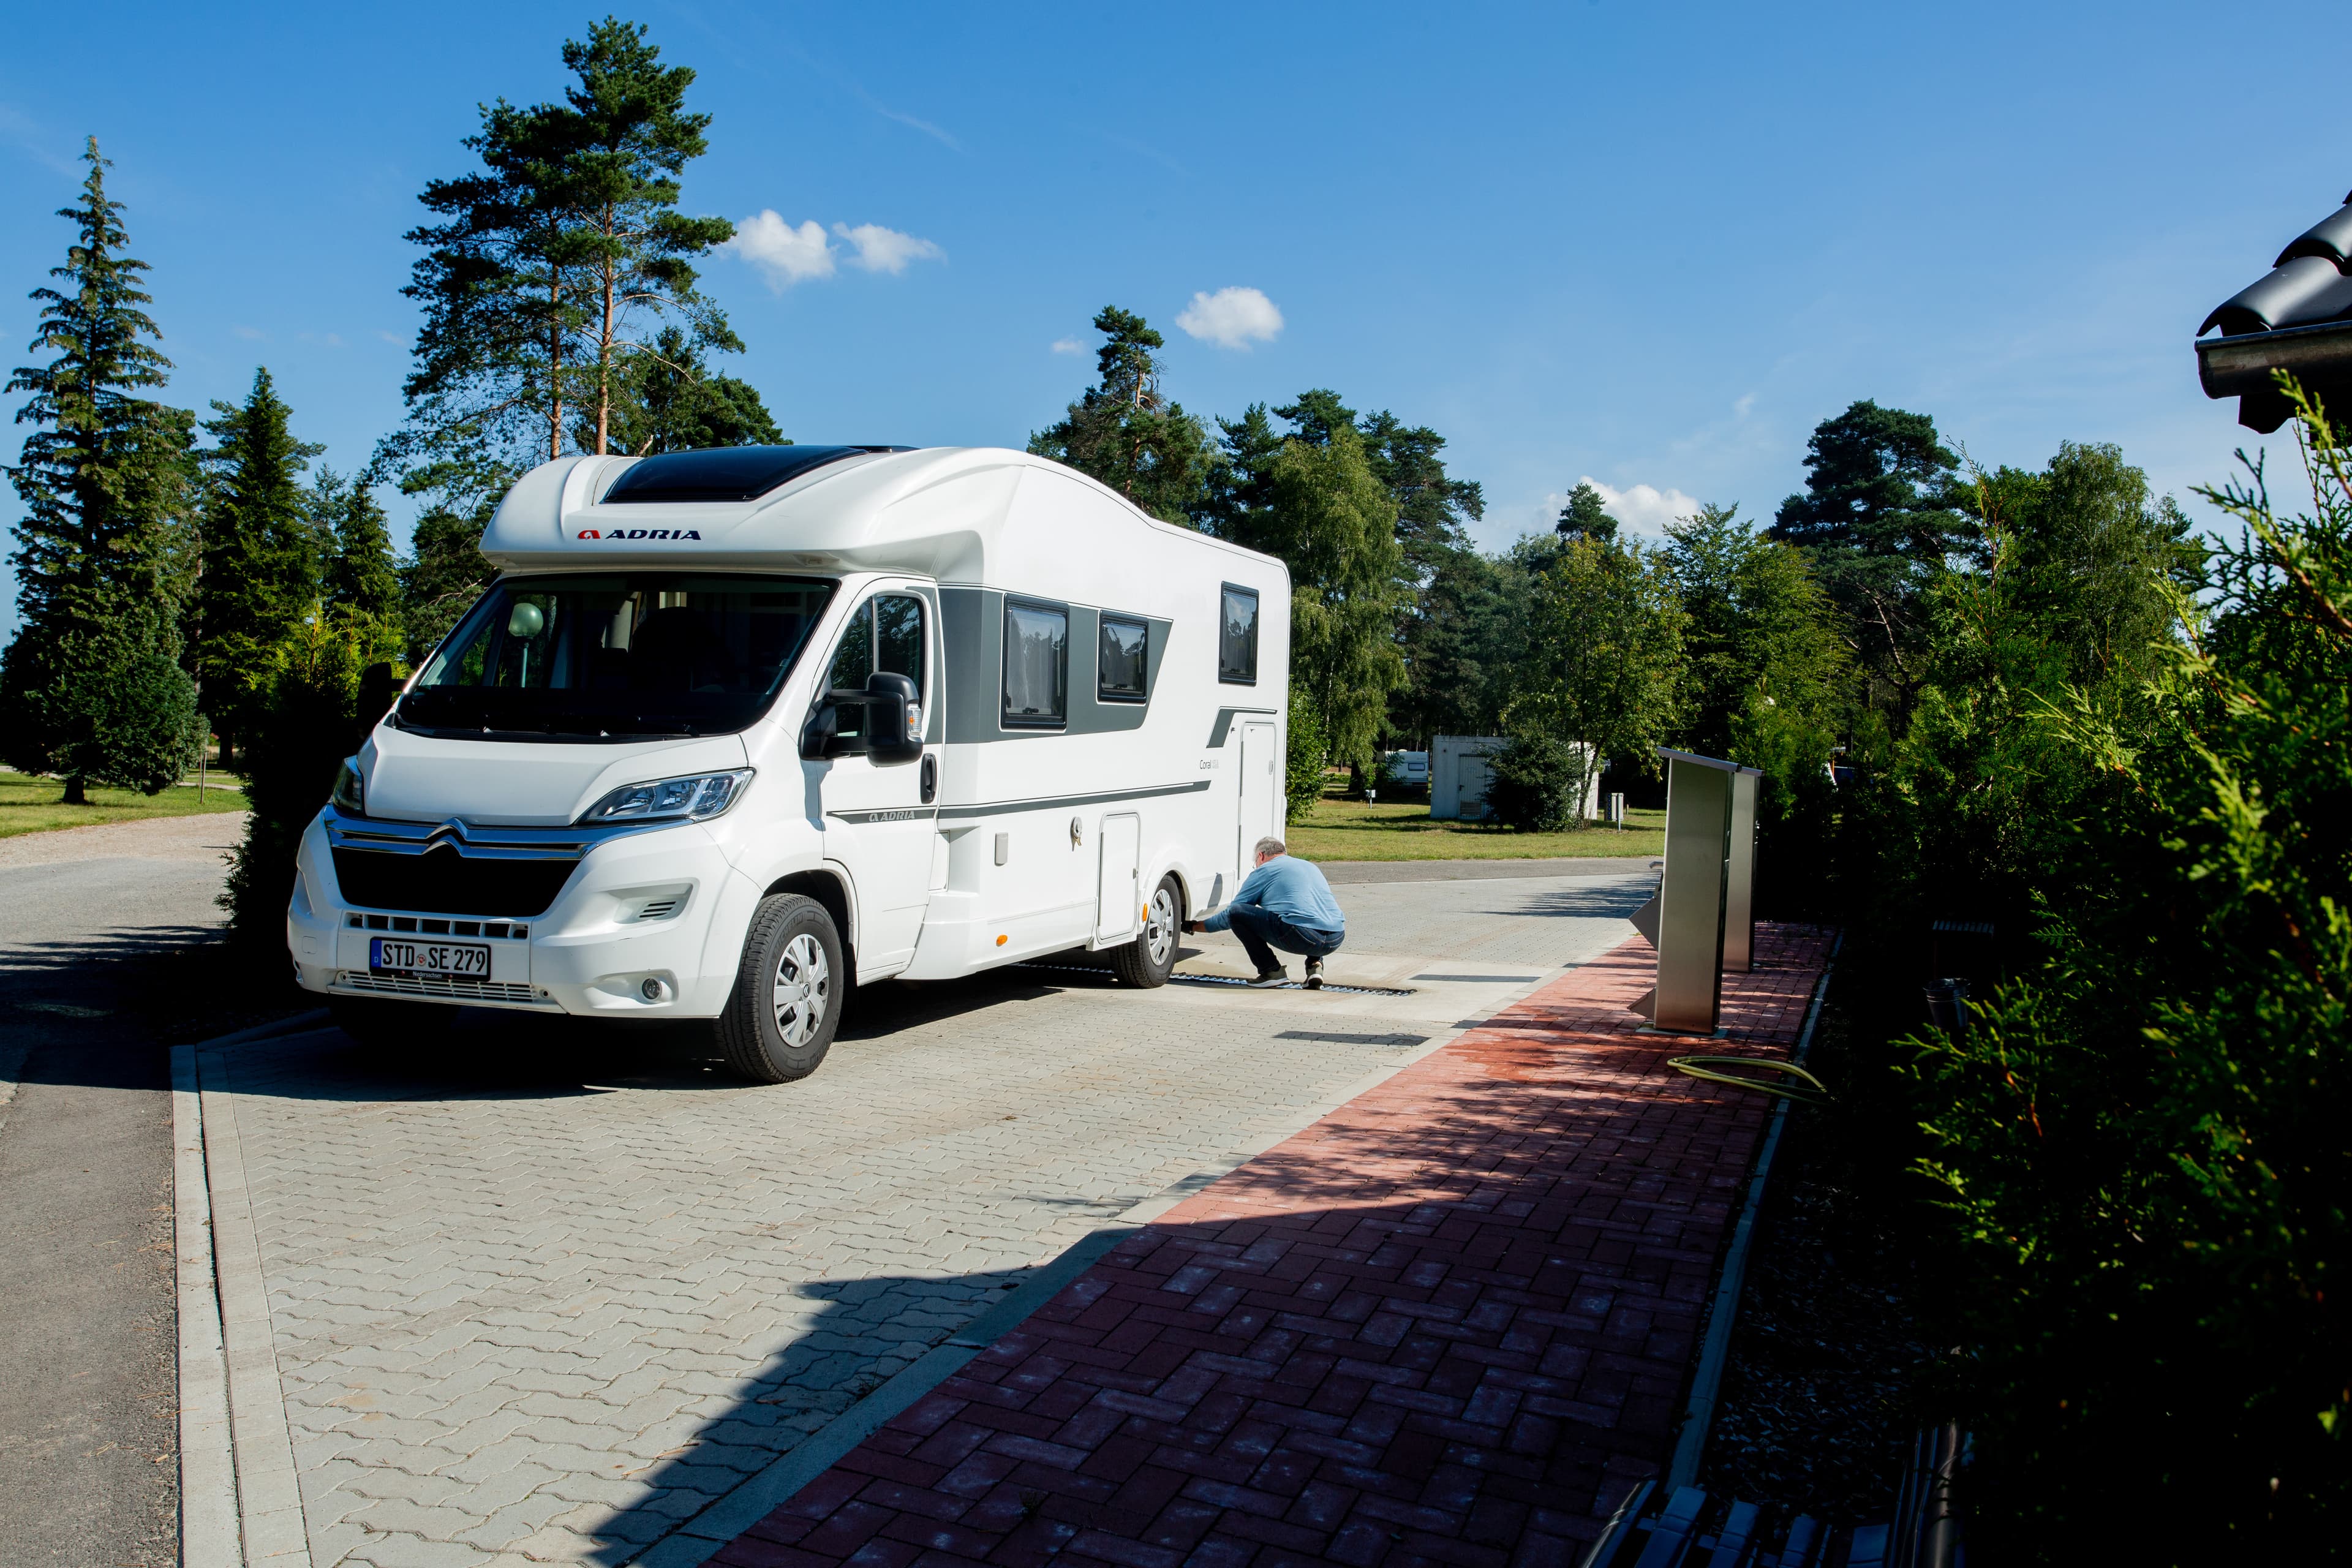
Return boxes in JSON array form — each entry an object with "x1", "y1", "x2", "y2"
[
  {"x1": 1733, "y1": 391, "x2": 1757, "y2": 419},
  {"x1": 1050, "y1": 337, "x2": 1085, "y2": 356},
  {"x1": 376, "y1": 330, "x2": 403, "y2": 345},
  {"x1": 233, "y1": 325, "x2": 266, "y2": 341},
  {"x1": 723, "y1": 213, "x2": 944, "y2": 287},
  {"x1": 1551, "y1": 477, "x2": 1706, "y2": 537},
  {"x1": 832, "y1": 222, "x2": 944, "y2": 274},
  {"x1": 726, "y1": 211, "x2": 837, "y2": 289},
  {"x1": 1175, "y1": 286, "x2": 1283, "y2": 349}
]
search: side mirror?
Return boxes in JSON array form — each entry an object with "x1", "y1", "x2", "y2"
[{"x1": 865, "y1": 671, "x2": 924, "y2": 763}]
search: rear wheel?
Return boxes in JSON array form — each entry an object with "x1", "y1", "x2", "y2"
[
  {"x1": 328, "y1": 996, "x2": 461, "y2": 1047},
  {"x1": 716, "y1": 894, "x2": 844, "y2": 1083},
  {"x1": 1111, "y1": 875, "x2": 1182, "y2": 989}
]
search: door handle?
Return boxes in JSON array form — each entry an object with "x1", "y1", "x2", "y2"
[{"x1": 920, "y1": 753, "x2": 937, "y2": 804}]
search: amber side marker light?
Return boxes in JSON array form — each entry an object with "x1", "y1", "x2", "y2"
[{"x1": 995, "y1": 934, "x2": 1009, "y2": 946}]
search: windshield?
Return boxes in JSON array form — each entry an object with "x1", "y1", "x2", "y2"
[{"x1": 400, "y1": 574, "x2": 836, "y2": 741}]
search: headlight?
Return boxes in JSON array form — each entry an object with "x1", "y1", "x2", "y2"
[
  {"x1": 577, "y1": 768, "x2": 754, "y2": 825},
  {"x1": 331, "y1": 756, "x2": 365, "y2": 813}
]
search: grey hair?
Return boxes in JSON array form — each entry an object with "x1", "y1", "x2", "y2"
[{"x1": 1254, "y1": 837, "x2": 1287, "y2": 860}]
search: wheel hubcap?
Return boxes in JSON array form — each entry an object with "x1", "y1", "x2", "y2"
[
  {"x1": 771, "y1": 933, "x2": 831, "y2": 1049},
  {"x1": 1145, "y1": 887, "x2": 1176, "y2": 966}
]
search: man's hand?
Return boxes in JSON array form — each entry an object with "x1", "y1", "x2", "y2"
[{"x1": 1182, "y1": 920, "x2": 1204, "y2": 935}]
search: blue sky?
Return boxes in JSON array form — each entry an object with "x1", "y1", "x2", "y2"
[{"x1": 1, "y1": 2, "x2": 2339, "y2": 641}]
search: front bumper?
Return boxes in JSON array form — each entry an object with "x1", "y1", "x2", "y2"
[{"x1": 288, "y1": 810, "x2": 761, "y2": 1018}]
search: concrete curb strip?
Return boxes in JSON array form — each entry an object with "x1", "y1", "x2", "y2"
[
  {"x1": 202, "y1": 1041, "x2": 321, "y2": 1566},
  {"x1": 173, "y1": 1017, "x2": 334, "y2": 1568},
  {"x1": 174, "y1": 1043, "x2": 241, "y2": 1568}
]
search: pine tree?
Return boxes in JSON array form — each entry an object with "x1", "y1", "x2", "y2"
[
  {"x1": 1028, "y1": 306, "x2": 1218, "y2": 524},
  {"x1": 557, "y1": 18, "x2": 737, "y2": 455},
  {"x1": 1555, "y1": 481, "x2": 1623, "y2": 543},
  {"x1": 0, "y1": 138, "x2": 203, "y2": 802},
  {"x1": 194, "y1": 368, "x2": 323, "y2": 763},
  {"x1": 595, "y1": 324, "x2": 782, "y2": 454},
  {"x1": 383, "y1": 18, "x2": 735, "y2": 508},
  {"x1": 1769, "y1": 398, "x2": 1967, "y2": 713}
]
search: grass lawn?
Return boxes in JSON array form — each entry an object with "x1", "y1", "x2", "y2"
[
  {"x1": 0, "y1": 767, "x2": 247, "y2": 840},
  {"x1": 1284, "y1": 793, "x2": 1665, "y2": 862}
]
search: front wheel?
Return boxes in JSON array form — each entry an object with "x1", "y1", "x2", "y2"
[
  {"x1": 1110, "y1": 875, "x2": 1182, "y2": 989},
  {"x1": 715, "y1": 893, "x2": 845, "y2": 1083}
]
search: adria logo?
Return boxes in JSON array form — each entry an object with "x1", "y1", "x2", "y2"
[{"x1": 575, "y1": 529, "x2": 704, "y2": 541}]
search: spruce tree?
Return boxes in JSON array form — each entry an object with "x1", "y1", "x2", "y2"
[
  {"x1": 312, "y1": 469, "x2": 401, "y2": 624},
  {"x1": 399, "y1": 505, "x2": 496, "y2": 661},
  {"x1": 194, "y1": 368, "x2": 323, "y2": 763},
  {"x1": 1028, "y1": 306, "x2": 1218, "y2": 524},
  {"x1": 0, "y1": 138, "x2": 203, "y2": 802}
]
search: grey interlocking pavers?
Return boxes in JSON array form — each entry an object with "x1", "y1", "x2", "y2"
[{"x1": 194, "y1": 872, "x2": 1654, "y2": 1564}]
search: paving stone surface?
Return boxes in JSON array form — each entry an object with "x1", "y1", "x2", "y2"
[
  {"x1": 198, "y1": 871, "x2": 1656, "y2": 1567},
  {"x1": 709, "y1": 925, "x2": 1833, "y2": 1568}
]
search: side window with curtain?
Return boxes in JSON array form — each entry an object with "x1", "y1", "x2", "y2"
[
  {"x1": 1001, "y1": 600, "x2": 1069, "y2": 728},
  {"x1": 1098, "y1": 614, "x2": 1148, "y2": 702},
  {"x1": 1218, "y1": 585, "x2": 1259, "y2": 684}
]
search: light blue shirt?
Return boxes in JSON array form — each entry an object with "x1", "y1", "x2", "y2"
[{"x1": 1204, "y1": 854, "x2": 1345, "y2": 935}]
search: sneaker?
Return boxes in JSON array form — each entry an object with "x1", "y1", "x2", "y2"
[
  {"x1": 1303, "y1": 957, "x2": 1325, "y2": 990},
  {"x1": 1247, "y1": 967, "x2": 1289, "y2": 988}
]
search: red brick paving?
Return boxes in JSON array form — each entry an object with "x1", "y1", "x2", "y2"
[{"x1": 712, "y1": 925, "x2": 1832, "y2": 1568}]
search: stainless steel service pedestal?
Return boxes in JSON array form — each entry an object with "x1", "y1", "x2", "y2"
[
  {"x1": 1722, "y1": 766, "x2": 1761, "y2": 973},
  {"x1": 1628, "y1": 748, "x2": 1742, "y2": 1035}
]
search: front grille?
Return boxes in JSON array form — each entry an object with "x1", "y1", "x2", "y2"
[
  {"x1": 332, "y1": 846, "x2": 577, "y2": 918},
  {"x1": 335, "y1": 971, "x2": 546, "y2": 1005}
]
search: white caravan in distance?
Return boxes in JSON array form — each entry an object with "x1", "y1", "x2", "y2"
[{"x1": 286, "y1": 445, "x2": 1292, "y2": 1082}]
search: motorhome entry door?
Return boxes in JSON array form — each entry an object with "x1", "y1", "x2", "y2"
[
  {"x1": 1095, "y1": 813, "x2": 1140, "y2": 941},
  {"x1": 1237, "y1": 722, "x2": 1278, "y2": 876}
]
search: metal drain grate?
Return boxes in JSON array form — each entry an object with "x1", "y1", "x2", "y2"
[
  {"x1": 1013, "y1": 962, "x2": 1415, "y2": 998},
  {"x1": 1167, "y1": 972, "x2": 1416, "y2": 997}
]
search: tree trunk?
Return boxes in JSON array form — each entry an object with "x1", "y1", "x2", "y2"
[
  {"x1": 62, "y1": 774, "x2": 89, "y2": 806},
  {"x1": 549, "y1": 265, "x2": 565, "y2": 461},
  {"x1": 596, "y1": 225, "x2": 616, "y2": 456}
]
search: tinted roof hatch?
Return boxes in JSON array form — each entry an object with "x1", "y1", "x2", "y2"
[{"x1": 599, "y1": 445, "x2": 914, "y2": 505}]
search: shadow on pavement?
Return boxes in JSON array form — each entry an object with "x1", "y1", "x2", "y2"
[
  {"x1": 1476, "y1": 879, "x2": 1657, "y2": 922},
  {"x1": 569, "y1": 1014, "x2": 1727, "y2": 1566}
]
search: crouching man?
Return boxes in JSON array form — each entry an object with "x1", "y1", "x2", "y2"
[{"x1": 1185, "y1": 836, "x2": 1346, "y2": 989}]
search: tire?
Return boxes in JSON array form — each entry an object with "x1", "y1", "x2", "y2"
[
  {"x1": 715, "y1": 893, "x2": 845, "y2": 1084},
  {"x1": 1110, "y1": 874, "x2": 1182, "y2": 989},
  {"x1": 328, "y1": 996, "x2": 461, "y2": 1048}
]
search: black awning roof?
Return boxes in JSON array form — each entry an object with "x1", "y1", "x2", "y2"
[{"x1": 599, "y1": 445, "x2": 913, "y2": 505}]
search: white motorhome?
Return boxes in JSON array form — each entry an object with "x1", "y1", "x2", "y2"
[{"x1": 286, "y1": 445, "x2": 1292, "y2": 1082}]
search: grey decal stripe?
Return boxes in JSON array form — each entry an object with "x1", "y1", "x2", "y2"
[
  {"x1": 1206, "y1": 707, "x2": 1279, "y2": 747},
  {"x1": 935, "y1": 780, "x2": 1213, "y2": 820},
  {"x1": 825, "y1": 808, "x2": 942, "y2": 825}
]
